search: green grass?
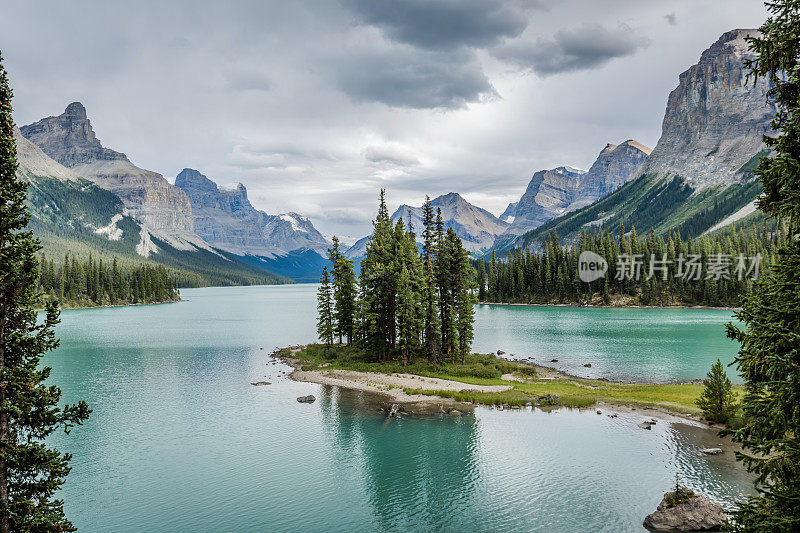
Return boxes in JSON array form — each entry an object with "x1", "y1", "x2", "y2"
[{"x1": 289, "y1": 344, "x2": 743, "y2": 415}]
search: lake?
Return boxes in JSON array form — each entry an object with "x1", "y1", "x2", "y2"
[{"x1": 47, "y1": 285, "x2": 750, "y2": 532}]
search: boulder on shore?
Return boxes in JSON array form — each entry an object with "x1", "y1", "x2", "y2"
[
  {"x1": 643, "y1": 489, "x2": 726, "y2": 531},
  {"x1": 297, "y1": 395, "x2": 316, "y2": 403}
]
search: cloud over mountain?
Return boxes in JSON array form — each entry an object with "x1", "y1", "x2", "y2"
[{"x1": 493, "y1": 23, "x2": 651, "y2": 76}]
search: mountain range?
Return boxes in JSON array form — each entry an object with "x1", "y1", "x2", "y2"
[
  {"x1": 16, "y1": 28, "x2": 774, "y2": 282},
  {"x1": 18, "y1": 103, "x2": 330, "y2": 283},
  {"x1": 344, "y1": 192, "x2": 509, "y2": 260},
  {"x1": 503, "y1": 28, "x2": 773, "y2": 255}
]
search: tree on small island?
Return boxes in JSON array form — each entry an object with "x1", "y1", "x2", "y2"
[
  {"x1": 0, "y1": 52, "x2": 90, "y2": 533},
  {"x1": 695, "y1": 359, "x2": 737, "y2": 424},
  {"x1": 724, "y1": 1, "x2": 800, "y2": 530},
  {"x1": 317, "y1": 266, "x2": 334, "y2": 350},
  {"x1": 318, "y1": 190, "x2": 477, "y2": 368}
]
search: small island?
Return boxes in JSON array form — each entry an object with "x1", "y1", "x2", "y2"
[{"x1": 278, "y1": 343, "x2": 740, "y2": 423}]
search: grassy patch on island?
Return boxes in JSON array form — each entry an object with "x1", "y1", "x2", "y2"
[{"x1": 285, "y1": 344, "x2": 743, "y2": 416}]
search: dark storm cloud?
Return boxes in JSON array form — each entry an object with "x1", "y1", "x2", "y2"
[
  {"x1": 336, "y1": 48, "x2": 497, "y2": 109},
  {"x1": 494, "y1": 23, "x2": 651, "y2": 76},
  {"x1": 1, "y1": 0, "x2": 769, "y2": 237},
  {"x1": 343, "y1": 0, "x2": 531, "y2": 50}
]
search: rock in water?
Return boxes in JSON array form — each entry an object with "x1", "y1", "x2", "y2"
[
  {"x1": 296, "y1": 395, "x2": 316, "y2": 403},
  {"x1": 643, "y1": 490, "x2": 726, "y2": 531},
  {"x1": 700, "y1": 448, "x2": 723, "y2": 455},
  {"x1": 387, "y1": 404, "x2": 400, "y2": 418}
]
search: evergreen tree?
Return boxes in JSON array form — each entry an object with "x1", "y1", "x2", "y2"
[
  {"x1": 477, "y1": 259, "x2": 486, "y2": 301},
  {"x1": 395, "y1": 265, "x2": 416, "y2": 366},
  {"x1": 334, "y1": 254, "x2": 357, "y2": 344},
  {"x1": 316, "y1": 266, "x2": 334, "y2": 349},
  {"x1": 420, "y1": 196, "x2": 440, "y2": 366},
  {"x1": 724, "y1": 3, "x2": 800, "y2": 530},
  {"x1": 328, "y1": 236, "x2": 357, "y2": 344},
  {"x1": 0, "y1": 52, "x2": 90, "y2": 533},
  {"x1": 453, "y1": 238, "x2": 477, "y2": 364},
  {"x1": 359, "y1": 190, "x2": 396, "y2": 361},
  {"x1": 327, "y1": 237, "x2": 343, "y2": 342},
  {"x1": 695, "y1": 359, "x2": 737, "y2": 424}
]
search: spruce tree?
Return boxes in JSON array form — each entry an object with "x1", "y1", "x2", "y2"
[
  {"x1": 327, "y1": 236, "x2": 357, "y2": 344},
  {"x1": 453, "y1": 238, "x2": 477, "y2": 364},
  {"x1": 317, "y1": 266, "x2": 334, "y2": 349},
  {"x1": 724, "y1": 3, "x2": 800, "y2": 530},
  {"x1": 327, "y1": 237, "x2": 343, "y2": 343},
  {"x1": 0, "y1": 52, "x2": 90, "y2": 533},
  {"x1": 334, "y1": 253, "x2": 357, "y2": 344},
  {"x1": 420, "y1": 197, "x2": 440, "y2": 366},
  {"x1": 477, "y1": 259, "x2": 486, "y2": 302},
  {"x1": 359, "y1": 190, "x2": 396, "y2": 361},
  {"x1": 695, "y1": 359, "x2": 737, "y2": 424},
  {"x1": 395, "y1": 265, "x2": 415, "y2": 366}
]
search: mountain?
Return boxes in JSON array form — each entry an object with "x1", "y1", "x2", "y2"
[
  {"x1": 174, "y1": 168, "x2": 280, "y2": 257},
  {"x1": 174, "y1": 168, "x2": 330, "y2": 281},
  {"x1": 262, "y1": 212, "x2": 329, "y2": 254},
  {"x1": 499, "y1": 166, "x2": 586, "y2": 241},
  {"x1": 16, "y1": 128, "x2": 286, "y2": 287},
  {"x1": 503, "y1": 29, "x2": 773, "y2": 254},
  {"x1": 499, "y1": 202, "x2": 517, "y2": 223},
  {"x1": 639, "y1": 29, "x2": 774, "y2": 186},
  {"x1": 20, "y1": 103, "x2": 207, "y2": 250},
  {"x1": 345, "y1": 192, "x2": 508, "y2": 259},
  {"x1": 569, "y1": 140, "x2": 651, "y2": 210},
  {"x1": 495, "y1": 139, "x2": 651, "y2": 252}
]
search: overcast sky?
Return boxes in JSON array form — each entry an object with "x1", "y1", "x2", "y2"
[{"x1": 2, "y1": 0, "x2": 767, "y2": 237}]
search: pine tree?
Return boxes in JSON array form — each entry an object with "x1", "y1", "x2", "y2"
[
  {"x1": 0, "y1": 52, "x2": 90, "y2": 533},
  {"x1": 334, "y1": 254, "x2": 357, "y2": 344},
  {"x1": 724, "y1": 3, "x2": 800, "y2": 530},
  {"x1": 477, "y1": 259, "x2": 486, "y2": 301},
  {"x1": 695, "y1": 359, "x2": 737, "y2": 424},
  {"x1": 453, "y1": 239, "x2": 477, "y2": 364},
  {"x1": 396, "y1": 265, "x2": 415, "y2": 366},
  {"x1": 420, "y1": 196, "x2": 440, "y2": 365},
  {"x1": 359, "y1": 190, "x2": 396, "y2": 361},
  {"x1": 316, "y1": 266, "x2": 334, "y2": 349}
]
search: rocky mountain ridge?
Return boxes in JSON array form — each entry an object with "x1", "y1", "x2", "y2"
[
  {"x1": 500, "y1": 28, "x2": 774, "y2": 254},
  {"x1": 639, "y1": 29, "x2": 774, "y2": 186},
  {"x1": 20, "y1": 103, "x2": 206, "y2": 251},
  {"x1": 175, "y1": 168, "x2": 329, "y2": 258},
  {"x1": 569, "y1": 140, "x2": 651, "y2": 210},
  {"x1": 495, "y1": 138, "x2": 651, "y2": 251},
  {"x1": 345, "y1": 192, "x2": 508, "y2": 259}
]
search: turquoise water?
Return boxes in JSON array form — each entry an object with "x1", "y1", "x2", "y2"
[
  {"x1": 47, "y1": 285, "x2": 751, "y2": 532},
  {"x1": 473, "y1": 304, "x2": 740, "y2": 383}
]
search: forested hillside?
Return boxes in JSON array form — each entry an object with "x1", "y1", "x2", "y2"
[
  {"x1": 478, "y1": 216, "x2": 784, "y2": 308},
  {"x1": 26, "y1": 176, "x2": 290, "y2": 288},
  {"x1": 510, "y1": 164, "x2": 764, "y2": 255},
  {"x1": 37, "y1": 253, "x2": 179, "y2": 308}
]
